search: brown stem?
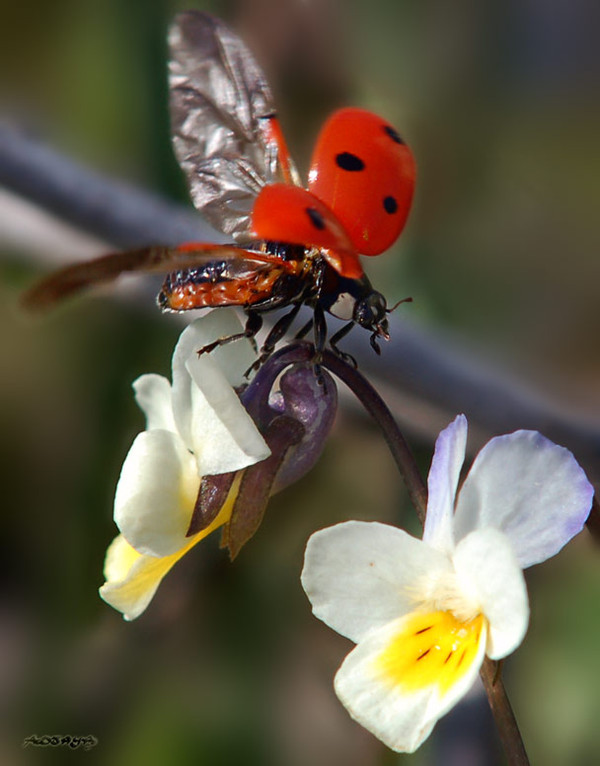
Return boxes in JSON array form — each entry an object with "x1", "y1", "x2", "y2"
[
  {"x1": 480, "y1": 659, "x2": 530, "y2": 766},
  {"x1": 320, "y1": 350, "x2": 427, "y2": 526},
  {"x1": 320, "y1": 349, "x2": 530, "y2": 766},
  {"x1": 585, "y1": 495, "x2": 600, "y2": 544}
]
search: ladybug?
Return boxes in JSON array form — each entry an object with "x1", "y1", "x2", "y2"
[{"x1": 24, "y1": 11, "x2": 416, "y2": 366}]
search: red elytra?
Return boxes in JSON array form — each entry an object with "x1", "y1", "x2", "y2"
[
  {"x1": 308, "y1": 107, "x2": 416, "y2": 256},
  {"x1": 250, "y1": 184, "x2": 364, "y2": 280}
]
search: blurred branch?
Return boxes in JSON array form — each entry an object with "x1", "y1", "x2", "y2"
[
  {"x1": 353, "y1": 317, "x2": 600, "y2": 486},
  {"x1": 0, "y1": 123, "x2": 220, "y2": 250},
  {"x1": 2, "y1": 125, "x2": 599, "y2": 510}
]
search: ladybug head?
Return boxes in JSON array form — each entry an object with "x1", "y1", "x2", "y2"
[{"x1": 353, "y1": 290, "x2": 389, "y2": 354}]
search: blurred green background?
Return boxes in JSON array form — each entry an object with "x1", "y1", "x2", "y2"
[{"x1": 1, "y1": 0, "x2": 599, "y2": 764}]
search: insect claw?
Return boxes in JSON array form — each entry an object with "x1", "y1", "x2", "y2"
[
  {"x1": 344, "y1": 352, "x2": 359, "y2": 369},
  {"x1": 243, "y1": 359, "x2": 260, "y2": 379},
  {"x1": 197, "y1": 339, "x2": 220, "y2": 356}
]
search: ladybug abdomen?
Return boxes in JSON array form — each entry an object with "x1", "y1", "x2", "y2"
[{"x1": 158, "y1": 256, "x2": 309, "y2": 312}]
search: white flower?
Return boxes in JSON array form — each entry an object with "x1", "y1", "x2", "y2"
[
  {"x1": 100, "y1": 310, "x2": 270, "y2": 620},
  {"x1": 301, "y1": 415, "x2": 593, "y2": 753}
]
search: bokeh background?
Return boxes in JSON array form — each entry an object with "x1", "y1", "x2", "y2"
[{"x1": 1, "y1": 0, "x2": 599, "y2": 764}]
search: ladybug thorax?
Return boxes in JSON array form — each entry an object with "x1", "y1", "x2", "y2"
[{"x1": 319, "y1": 268, "x2": 387, "y2": 330}]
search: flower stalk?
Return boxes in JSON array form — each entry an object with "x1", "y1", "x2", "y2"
[{"x1": 314, "y1": 345, "x2": 531, "y2": 765}]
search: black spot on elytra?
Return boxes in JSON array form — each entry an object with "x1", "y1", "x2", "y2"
[
  {"x1": 306, "y1": 207, "x2": 326, "y2": 230},
  {"x1": 384, "y1": 125, "x2": 404, "y2": 144},
  {"x1": 336, "y1": 152, "x2": 365, "y2": 171},
  {"x1": 383, "y1": 196, "x2": 398, "y2": 214}
]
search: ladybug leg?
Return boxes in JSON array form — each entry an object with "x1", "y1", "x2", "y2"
[
  {"x1": 294, "y1": 317, "x2": 313, "y2": 340},
  {"x1": 313, "y1": 305, "x2": 328, "y2": 357},
  {"x1": 310, "y1": 305, "x2": 328, "y2": 384},
  {"x1": 329, "y1": 322, "x2": 358, "y2": 368},
  {"x1": 197, "y1": 311, "x2": 263, "y2": 356},
  {"x1": 244, "y1": 302, "x2": 304, "y2": 376}
]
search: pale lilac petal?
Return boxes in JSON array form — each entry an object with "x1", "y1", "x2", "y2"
[
  {"x1": 114, "y1": 429, "x2": 198, "y2": 556},
  {"x1": 334, "y1": 612, "x2": 487, "y2": 753},
  {"x1": 453, "y1": 528, "x2": 529, "y2": 659},
  {"x1": 423, "y1": 415, "x2": 468, "y2": 554},
  {"x1": 132, "y1": 374, "x2": 175, "y2": 432},
  {"x1": 454, "y1": 431, "x2": 593, "y2": 567},
  {"x1": 302, "y1": 521, "x2": 451, "y2": 643}
]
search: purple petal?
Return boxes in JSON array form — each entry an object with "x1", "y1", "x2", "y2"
[{"x1": 270, "y1": 363, "x2": 337, "y2": 491}]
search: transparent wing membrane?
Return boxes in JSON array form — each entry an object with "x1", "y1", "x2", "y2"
[
  {"x1": 169, "y1": 12, "x2": 300, "y2": 241},
  {"x1": 21, "y1": 244, "x2": 260, "y2": 310}
]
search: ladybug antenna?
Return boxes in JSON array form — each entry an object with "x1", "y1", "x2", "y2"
[{"x1": 387, "y1": 296, "x2": 413, "y2": 314}]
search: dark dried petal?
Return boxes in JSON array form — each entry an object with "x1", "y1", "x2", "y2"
[
  {"x1": 222, "y1": 415, "x2": 305, "y2": 559},
  {"x1": 186, "y1": 471, "x2": 237, "y2": 537}
]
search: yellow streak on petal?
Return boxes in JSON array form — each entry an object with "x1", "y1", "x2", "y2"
[
  {"x1": 100, "y1": 476, "x2": 240, "y2": 620},
  {"x1": 374, "y1": 611, "x2": 486, "y2": 697}
]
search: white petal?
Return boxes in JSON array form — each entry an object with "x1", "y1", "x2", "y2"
[
  {"x1": 423, "y1": 415, "x2": 467, "y2": 553},
  {"x1": 452, "y1": 528, "x2": 529, "y2": 659},
  {"x1": 101, "y1": 487, "x2": 239, "y2": 620},
  {"x1": 132, "y1": 374, "x2": 175, "y2": 432},
  {"x1": 334, "y1": 611, "x2": 487, "y2": 753},
  {"x1": 102, "y1": 533, "x2": 140, "y2": 584},
  {"x1": 301, "y1": 521, "x2": 452, "y2": 643},
  {"x1": 99, "y1": 535, "x2": 161, "y2": 621},
  {"x1": 170, "y1": 312, "x2": 269, "y2": 474},
  {"x1": 187, "y1": 308, "x2": 258, "y2": 387},
  {"x1": 114, "y1": 429, "x2": 199, "y2": 557},
  {"x1": 453, "y1": 430, "x2": 593, "y2": 568},
  {"x1": 185, "y1": 352, "x2": 270, "y2": 475},
  {"x1": 171, "y1": 310, "x2": 256, "y2": 443}
]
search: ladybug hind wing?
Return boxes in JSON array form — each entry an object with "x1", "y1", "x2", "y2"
[
  {"x1": 169, "y1": 12, "x2": 300, "y2": 242},
  {"x1": 21, "y1": 244, "x2": 254, "y2": 312}
]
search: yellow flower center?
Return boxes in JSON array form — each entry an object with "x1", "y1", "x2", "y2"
[{"x1": 374, "y1": 610, "x2": 486, "y2": 695}]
